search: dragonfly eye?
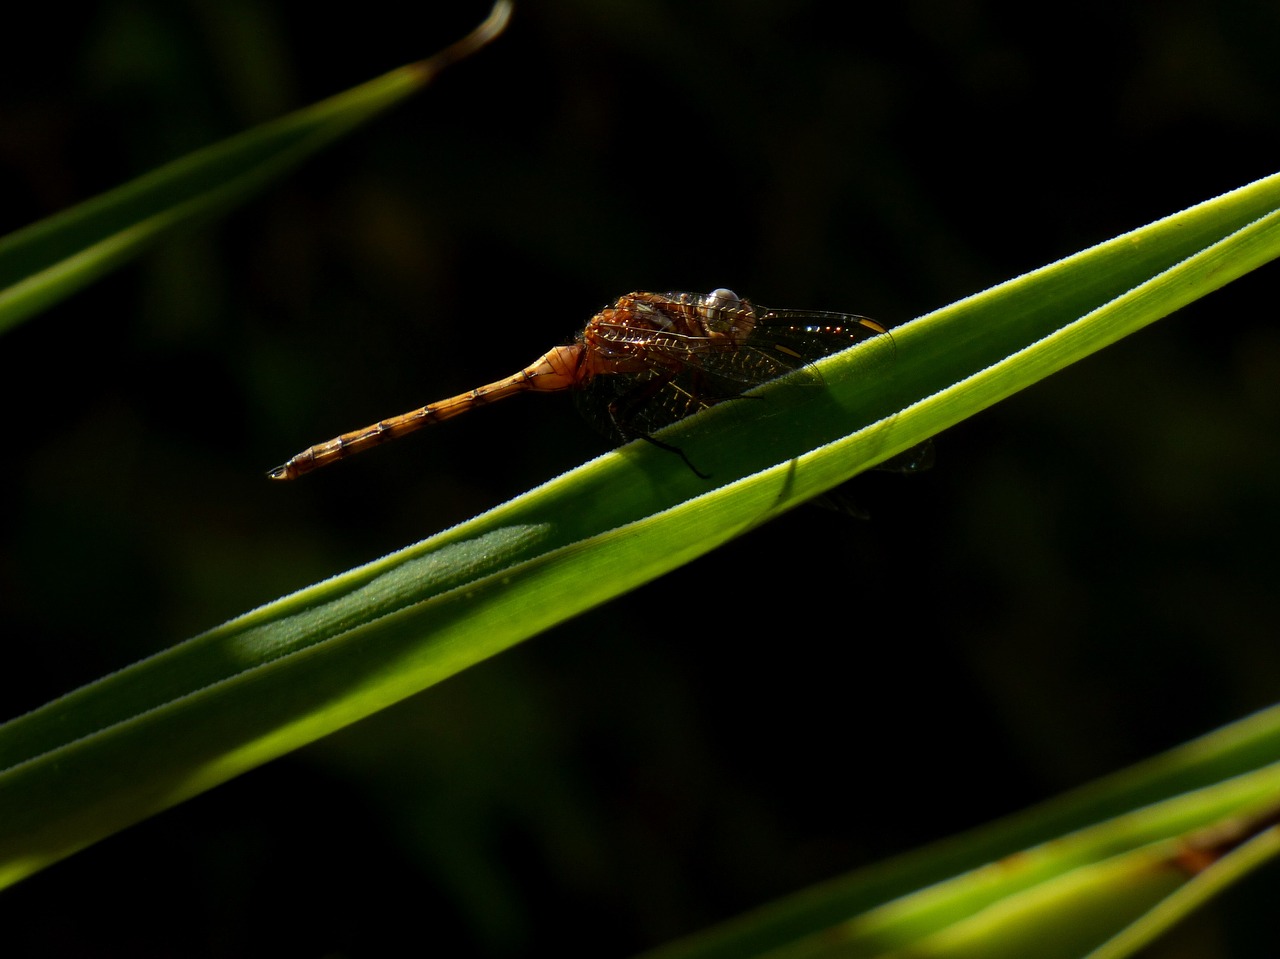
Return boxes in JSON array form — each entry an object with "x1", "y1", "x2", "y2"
[
  {"x1": 706, "y1": 288, "x2": 741, "y2": 308},
  {"x1": 700, "y1": 288, "x2": 753, "y2": 337}
]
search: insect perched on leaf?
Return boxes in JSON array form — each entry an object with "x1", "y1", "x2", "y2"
[{"x1": 268, "y1": 288, "x2": 897, "y2": 481}]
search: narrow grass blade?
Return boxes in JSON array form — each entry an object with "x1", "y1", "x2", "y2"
[
  {"x1": 0, "y1": 1, "x2": 511, "y2": 336},
  {"x1": 642, "y1": 759, "x2": 1280, "y2": 959}
]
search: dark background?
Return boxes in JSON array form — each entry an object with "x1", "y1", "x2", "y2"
[{"x1": 3, "y1": 1, "x2": 1280, "y2": 955}]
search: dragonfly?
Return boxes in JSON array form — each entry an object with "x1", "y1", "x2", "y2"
[{"x1": 268, "y1": 288, "x2": 896, "y2": 481}]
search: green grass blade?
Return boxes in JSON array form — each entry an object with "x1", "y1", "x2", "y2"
[
  {"x1": 1, "y1": 171, "x2": 1278, "y2": 891},
  {"x1": 1082, "y1": 816, "x2": 1280, "y2": 959},
  {"x1": 0, "y1": 1, "x2": 511, "y2": 336},
  {"x1": 645, "y1": 747, "x2": 1280, "y2": 957}
]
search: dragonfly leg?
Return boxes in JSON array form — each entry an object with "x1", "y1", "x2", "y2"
[
  {"x1": 634, "y1": 433, "x2": 710, "y2": 480},
  {"x1": 607, "y1": 370, "x2": 711, "y2": 479}
]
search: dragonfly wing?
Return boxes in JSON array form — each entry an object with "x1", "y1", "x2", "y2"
[
  {"x1": 574, "y1": 297, "x2": 892, "y2": 443},
  {"x1": 753, "y1": 308, "x2": 889, "y2": 360}
]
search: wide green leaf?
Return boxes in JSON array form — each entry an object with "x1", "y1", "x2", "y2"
[{"x1": 1, "y1": 143, "x2": 1277, "y2": 922}]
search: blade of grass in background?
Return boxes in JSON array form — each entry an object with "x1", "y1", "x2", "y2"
[
  {"x1": 0, "y1": 1, "x2": 511, "y2": 336},
  {"x1": 1084, "y1": 815, "x2": 1280, "y2": 959},
  {"x1": 640, "y1": 730, "x2": 1280, "y2": 959},
  {"x1": 1, "y1": 171, "x2": 1278, "y2": 892}
]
